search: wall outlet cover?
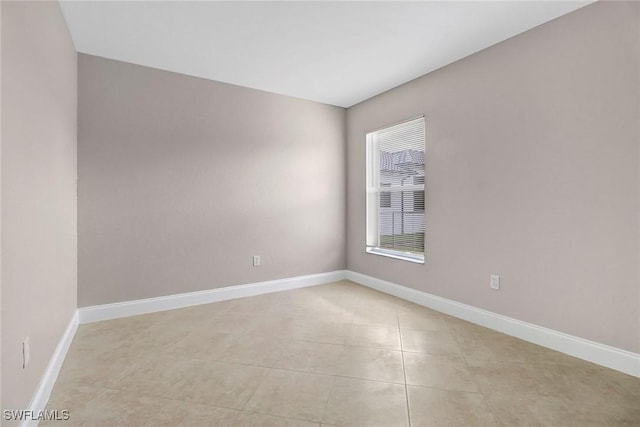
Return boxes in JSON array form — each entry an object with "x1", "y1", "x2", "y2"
[{"x1": 490, "y1": 275, "x2": 500, "y2": 290}]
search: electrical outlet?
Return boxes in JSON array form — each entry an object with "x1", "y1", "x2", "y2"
[
  {"x1": 490, "y1": 275, "x2": 500, "y2": 290},
  {"x1": 23, "y1": 337, "x2": 30, "y2": 368},
  {"x1": 253, "y1": 255, "x2": 261, "y2": 267}
]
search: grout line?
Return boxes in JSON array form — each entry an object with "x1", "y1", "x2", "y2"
[
  {"x1": 296, "y1": 338, "x2": 402, "y2": 352},
  {"x1": 99, "y1": 383, "x2": 242, "y2": 413},
  {"x1": 397, "y1": 313, "x2": 412, "y2": 427},
  {"x1": 239, "y1": 367, "x2": 271, "y2": 411},
  {"x1": 102, "y1": 381, "x2": 325, "y2": 426},
  {"x1": 479, "y1": 392, "x2": 503, "y2": 427},
  {"x1": 402, "y1": 382, "x2": 485, "y2": 394},
  {"x1": 210, "y1": 356, "x2": 408, "y2": 386},
  {"x1": 319, "y1": 374, "x2": 339, "y2": 426},
  {"x1": 235, "y1": 410, "x2": 327, "y2": 425},
  {"x1": 153, "y1": 346, "x2": 411, "y2": 387},
  {"x1": 449, "y1": 329, "x2": 503, "y2": 427}
]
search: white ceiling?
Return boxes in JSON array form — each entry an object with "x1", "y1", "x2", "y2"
[{"x1": 60, "y1": 1, "x2": 592, "y2": 107}]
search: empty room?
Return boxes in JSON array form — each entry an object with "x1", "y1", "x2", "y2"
[{"x1": 1, "y1": 0, "x2": 639, "y2": 425}]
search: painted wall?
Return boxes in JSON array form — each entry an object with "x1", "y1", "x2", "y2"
[
  {"x1": 1, "y1": 0, "x2": 78, "y2": 418},
  {"x1": 347, "y1": 1, "x2": 640, "y2": 353},
  {"x1": 78, "y1": 54, "x2": 346, "y2": 307},
  {"x1": 0, "y1": 0, "x2": 3, "y2": 414}
]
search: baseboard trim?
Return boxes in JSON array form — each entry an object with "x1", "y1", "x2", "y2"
[
  {"x1": 79, "y1": 270, "x2": 348, "y2": 324},
  {"x1": 22, "y1": 310, "x2": 79, "y2": 427},
  {"x1": 73, "y1": 268, "x2": 639, "y2": 377},
  {"x1": 346, "y1": 270, "x2": 640, "y2": 378}
]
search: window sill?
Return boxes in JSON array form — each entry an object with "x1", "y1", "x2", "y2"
[{"x1": 366, "y1": 247, "x2": 424, "y2": 264}]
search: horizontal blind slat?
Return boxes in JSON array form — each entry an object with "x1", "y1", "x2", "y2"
[{"x1": 366, "y1": 116, "x2": 426, "y2": 256}]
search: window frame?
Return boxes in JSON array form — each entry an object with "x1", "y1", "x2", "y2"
[{"x1": 365, "y1": 116, "x2": 425, "y2": 264}]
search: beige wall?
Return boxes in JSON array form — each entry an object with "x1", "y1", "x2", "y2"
[
  {"x1": 0, "y1": 0, "x2": 3, "y2": 413},
  {"x1": 0, "y1": 0, "x2": 4, "y2": 410},
  {"x1": 78, "y1": 54, "x2": 346, "y2": 307},
  {"x1": 347, "y1": 1, "x2": 640, "y2": 353},
  {"x1": 1, "y1": 0, "x2": 78, "y2": 418}
]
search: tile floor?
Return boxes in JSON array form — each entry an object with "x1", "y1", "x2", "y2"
[{"x1": 45, "y1": 280, "x2": 640, "y2": 426}]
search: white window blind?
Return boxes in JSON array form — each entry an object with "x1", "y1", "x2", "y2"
[{"x1": 366, "y1": 117, "x2": 425, "y2": 263}]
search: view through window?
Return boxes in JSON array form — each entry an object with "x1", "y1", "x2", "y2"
[{"x1": 366, "y1": 117, "x2": 425, "y2": 262}]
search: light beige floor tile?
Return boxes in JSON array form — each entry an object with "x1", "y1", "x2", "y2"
[
  {"x1": 274, "y1": 304, "x2": 320, "y2": 321},
  {"x1": 372, "y1": 295, "x2": 418, "y2": 313},
  {"x1": 134, "y1": 332, "x2": 186, "y2": 355},
  {"x1": 533, "y1": 361, "x2": 640, "y2": 411},
  {"x1": 401, "y1": 329, "x2": 461, "y2": 355},
  {"x1": 403, "y1": 353, "x2": 478, "y2": 392},
  {"x1": 322, "y1": 377, "x2": 408, "y2": 427},
  {"x1": 234, "y1": 412, "x2": 320, "y2": 426},
  {"x1": 321, "y1": 308, "x2": 357, "y2": 324},
  {"x1": 344, "y1": 324, "x2": 401, "y2": 350},
  {"x1": 274, "y1": 340, "x2": 345, "y2": 373},
  {"x1": 176, "y1": 402, "x2": 240, "y2": 427},
  {"x1": 85, "y1": 320, "x2": 191, "y2": 363},
  {"x1": 465, "y1": 357, "x2": 541, "y2": 393},
  {"x1": 350, "y1": 290, "x2": 408, "y2": 312},
  {"x1": 443, "y1": 316, "x2": 499, "y2": 339},
  {"x1": 407, "y1": 386, "x2": 498, "y2": 427},
  {"x1": 233, "y1": 296, "x2": 286, "y2": 314},
  {"x1": 593, "y1": 365, "x2": 640, "y2": 400},
  {"x1": 269, "y1": 301, "x2": 353, "y2": 323},
  {"x1": 139, "y1": 307, "x2": 226, "y2": 346},
  {"x1": 42, "y1": 388, "x2": 239, "y2": 427},
  {"x1": 471, "y1": 346, "x2": 636, "y2": 406},
  {"x1": 205, "y1": 312, "x2": 262, "y2": 334},
  {"x1": 305, "y1": 284, "x2": 366, "y2": 311},
  {"x1": 486, "y1": 383, "x2": 640, "y2": 427},
  {"x1": 244, "y1": 369, "x2": 334, "y2": 422},
  {"x1": 446, "y1": 317, "x2": 573, "y2": 364},
  {"x1": 561, "y1": 401, "x2": 640, "y2": 426},
  {"x1": 454, "y1": 332, "x2": 564, "y2": 363},
  {"x1": 398, "y1": 309, "x2": 449, "y2": 332},
  {"x1": 75, "y1": 314, "x2": 190, "y2": 363},
  {"x1": 246, "y1": 316, "x2": 299, "y2": 336},
  {"x1": 219, "y1": 333, "x2": 289, "y2": 367},
  {"x1": 112, "y1": 356, "x2": 269, "y2": 409},
  {"x1": 54, "y1": 346, "x2": 135, "y2": 388},
  {"x1": 395, "y1": 299, "x2": 433, "y2": 312},
  {"x1": 311, "y1": 300, "x2": 361, "y2": 316},
  {"x1": 80, "y1": 313, "x2": 157, "y2": 339},
  {"x1": 329, "y1": 346, "x2": 404, "y2": 383},
  {"x1": 45, "y1": 382, "x2": 106, "y2": 414},
  {"x1": 483, "y1": 389, "x2": 579, "y2": 427},
  {"x1": 151, "y1": 301, "x2": 233, "y2": 328},
  {"x1": 168, "y1": 330, "x2": 236, "y2": 360},
  {"x1": 289, "y1": 320, "x2": 349, "y2": 345},
  {"x1": 350, "y1": 307, "x2": 398, "y2": 328},
  {"x1": 74, "y1": 308, "x2": 206, "y2": 358},
  {"x1": 69, "y1": 318, "x2": 152, "y2": 361}
]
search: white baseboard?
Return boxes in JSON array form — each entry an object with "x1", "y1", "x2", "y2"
[
  {"x1": 79, "y1": 270, "x2": 348, "y2": 324},
  {"x1": 70, "y1": 268, "x2": 639, "y2": 378},
  {"x1": 346, "y1": 270, "x2": 640, "y2": 378},
  {"x1": 22, "y1": 310, "x2": 79, "y2": 427}
]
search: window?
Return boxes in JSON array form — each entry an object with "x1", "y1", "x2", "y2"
[{"x1": 366, "y1": 117, "x2": 425, "y2": 263}]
